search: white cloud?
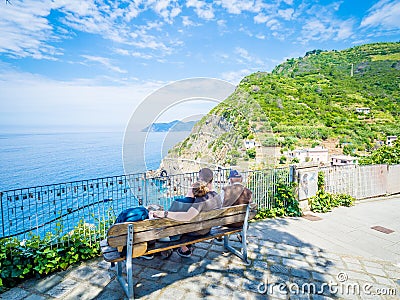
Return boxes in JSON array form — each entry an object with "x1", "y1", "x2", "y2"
[
  {"x1": 123, "y1": 1, "x2": 142, "y2": 22},
  {"x1": 255, "y1": 33, "x2": 266, "y2": 40},
  {"x1": 278, "y1": 8, "x2": 294, "y2": 21},
  {"x1": 220, "y1": 69, "x2": 251, "y2": 84},
  {"x1": 115, "y1": 48, "x2": 130, "y2": 56},
  {"x1": 131, "y1": 52, "x2": 154, "y2": 60},
  {"x1": 336, "y1": 19, "x2": 354, "y2": 40},
  {"x1": 182, "y1": 16, "x2": 196, "y2": 26},
  {"x1": 254, "y1": 13, "x2": 269, "y2": 24},
  {"x1": 361, "y1": 0, "x2": 400, "y2": 29},
  {"x1": 282, "y1": 0, "x2": 294, "y2": 5},
  {"x1": 81, "y1": 55, "x2": 127, "y2": 74},
  {"x1": 186, "y1": 0, "x2": 215, "y2": 20},
  {"x1": 151, "y1": 0, "x2": 182, "y2": 23},
  {"x1": 266, "y1": 19, "x2": 280, "y2": 31},
  {"x1": 0, "y1": 0, "x2": 60, "y2": 59},
  {"x1": 300, "y1": 16, "x2": 355, "y2": 43},
  {"x1": 217, "y1": 0, "x2": 263, "y2": 14},
  {"x1": 0, "y1": 0, "x2": 179, "y2": 61},
  {"x1": 235, "y1": 47, "x2": 252, "y2": 62},
  {"x1": 217, "y1": 19, "x2": 227, "y2": 27},
  {"x1": 301, "y1": 20, "x2": 334, "y2": 42},
  {"x1": 234, "y1": 47, "x2": 264, "y2": 65}
]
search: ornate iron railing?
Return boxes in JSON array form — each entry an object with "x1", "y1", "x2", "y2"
[{"x1": 0, "y1": 167, "x2": 291, "y2": 245}]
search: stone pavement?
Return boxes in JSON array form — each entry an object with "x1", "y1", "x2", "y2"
[{"x1": 2, "y1": 195, "x2": 399, "y2": 300}]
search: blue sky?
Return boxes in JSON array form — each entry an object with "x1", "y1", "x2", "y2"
[{"x1": 0, "y1": 0, "x2": 399, "y2": 133}]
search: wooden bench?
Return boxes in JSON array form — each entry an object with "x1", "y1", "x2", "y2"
[{"x1": 100, "y1": 203, "x2": 257, "y2": 299}]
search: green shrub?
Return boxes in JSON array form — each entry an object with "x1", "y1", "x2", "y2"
[
  {"x1": 246, "y1": 148, "x2": 256, "y2": 159},
  {"x1": 359, "y1": 140, "x2": 400, "y2": 165},
  {"x1": 309, "y1": 190, "x2": 335, "y2": 213},
  {"x1": 335, "y1": 193, "x2": 355, "y2": 207},
  {"x1": 309, "y1": 172, "x2": 355, "y2": 212},
  {"x1": 254, "y1": 181, "x2": 302, "y2": 219},
  {"x1": 0, "y1": 220, "x2": 103, "y2": 290},
  {"x1": 309, "y1": 191, "x2": 355, "y2": 212}
]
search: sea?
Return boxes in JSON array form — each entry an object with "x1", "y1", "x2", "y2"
[
  {"x1": 0, "y1": 131, "x2": 191, "y2": 238},
  {"x1": 0, "y1": 131, "x2": 190, "y2": 192}
]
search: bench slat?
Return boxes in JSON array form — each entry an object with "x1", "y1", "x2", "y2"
[
  {"x1": 101, "y1": 226, "x2": 243, "y2": 262},
  {"x1": 108, "y1": 210, "x2": 256, "y2": 247},
  {"x1": 107, "y1": 204, "x2": 251, "y2": 237}
]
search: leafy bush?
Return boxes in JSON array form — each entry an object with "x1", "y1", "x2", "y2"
[
  {"x1": 335, "y1": 194, "x2": 355, "y2": 207},
  {"x1": 309, "y1": 190, "x2": 335, "y2": 212},
  {"x1": 359, "y1": 140, "x2": 400, "y2": 165},
  {"x1": 255, "y1": 181, "x2": 302, "y2": 219},
  {"x1": 0, "y1": 221, "x2": 102, "y2": 290},
  {"x1": 309, "y1": 172, "x2": 355, "y2": 213},
  {"x1": 246, "y1": 148, "x2": 256, "y2": 159},
  {"x1": 309, "y1": 191, "x2": 355, "y2": 212}
]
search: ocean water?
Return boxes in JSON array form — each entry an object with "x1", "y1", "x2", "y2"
[
  {"x1": 0, "y1": 131, "x2": 191, "y2": 238},
  {"x1": 0, "y1": 131, "x2": 189, "y2": 192}
]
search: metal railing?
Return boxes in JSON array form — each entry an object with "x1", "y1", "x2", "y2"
[
  {"x1": 319, "y1": 164, "x2": 397, "y2": 199},
  {"x1": 0, "y1": 167, "x2": 291, "y2": 246}
]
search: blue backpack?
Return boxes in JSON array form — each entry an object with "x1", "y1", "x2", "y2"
[
  {"x1": 115, "y1": 206, "x2": 149, "y2": 223},
  {"x1": 114, "y1": 206, "x2": 149, "y2": 258}
]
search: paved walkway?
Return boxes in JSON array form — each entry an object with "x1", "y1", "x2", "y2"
[{"x1": 2, "y1": 195, "x2": 399, "y2": 300}]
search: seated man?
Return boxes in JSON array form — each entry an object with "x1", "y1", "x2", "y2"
[{"x1": 221, "y1": 169, "x2": 252, "y2": 228}]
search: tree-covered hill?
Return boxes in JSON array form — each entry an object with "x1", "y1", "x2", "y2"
[{"x1": 161, "y1": 42, "x2": 400, "y2": 173}]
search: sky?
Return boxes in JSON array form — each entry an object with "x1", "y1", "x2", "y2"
[{"x1": 0, "y1": 0, "x2": 399, "y2": 133}]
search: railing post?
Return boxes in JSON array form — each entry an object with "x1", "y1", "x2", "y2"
[
  {"x1": 143, "y1": 172, "x2": 147, "y2": 207},
  {"x1": 289, "y1": 165, "x2": 295, "y2": 183},
  {"x1": 0, "y1": 192, "x2": 4, "y2": 237}
]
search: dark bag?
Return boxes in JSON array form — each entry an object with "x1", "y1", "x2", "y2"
[
  {"x1": 115, "y1": 206, "x2": 149, "y2": 258},
  {"x1": 115, "y1": 206, "x2": 149, "y2": 223}
]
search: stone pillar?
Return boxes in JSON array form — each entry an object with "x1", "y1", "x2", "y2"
[{"x1": 293, "y1": 165, "x2": 319, "y2": 212}]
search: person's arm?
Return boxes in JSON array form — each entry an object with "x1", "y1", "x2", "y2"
[{"x1": 153, "y1": 206, "x2": 200, "y2": 222}]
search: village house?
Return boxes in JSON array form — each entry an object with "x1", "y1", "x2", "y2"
[
  {"x1": 355, "y1": 107, "x2": 370, "y2": 114},
  {"x1": 287, "y1": 146, "x2": 329, "y2": 164},
  {"x1": 386, "y1": 136, "x2": 397, "y2": 146},
  {"x1": 331, "y1": 155, "x2": 359, "y2": 166},
  {"x1": 244, "y1": 139, "x2": 261, "y2": 149}
]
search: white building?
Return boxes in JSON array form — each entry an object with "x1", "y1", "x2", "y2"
[
  {"x1": 307, "y1": 146, "x2": 329, "y2": 163},
  {"x1": 386, "y1": 136, "x2": 397, "y2": 146},
  {"x1": 331, "y1": 155, "x2": 359, "y2": 166},
  {"x1": 287, "y1": 146, "x2": 329, "y2": 164},
  {"x1": 355, "y1": 107, "x2": 370, "y2": 114},
  {"x1": 244, "y1": 139, "x2": 261, "y2": 149},
  {"x1": 288, "y1": 149, "x2": 308, "y2": 162},
  {"x1": 244, "y1": 140, "x2": 255, "y2": 149}
]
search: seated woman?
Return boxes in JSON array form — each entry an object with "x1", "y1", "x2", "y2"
[
  {"x1": 152, "y1": 179, "x2": 222, "y2": 257},
  {"x1": 157, "y1": 187, "x2": 196, "y2": 242}
]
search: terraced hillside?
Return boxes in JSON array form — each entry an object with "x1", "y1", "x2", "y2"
[{"x1": 161, "y1": 42, "x2": 400, "y2": 174}]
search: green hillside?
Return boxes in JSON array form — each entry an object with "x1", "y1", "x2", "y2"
[
  {"x1": 243, "y1": 42, "x2": 399, "y2": 152},
  {"x1": 163, "y1": 42, "x2": 400, "y2": 171}
]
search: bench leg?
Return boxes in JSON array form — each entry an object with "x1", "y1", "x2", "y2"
[
  {"x1": 223, "y1": 205, "x2": 251, "y2": 265},
  {"x1": 223, "y1": 231, "x2": 250, "y2": 265},
  {"x1": 116, "y1": 224, "x2": 135, "y2": 300}
]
